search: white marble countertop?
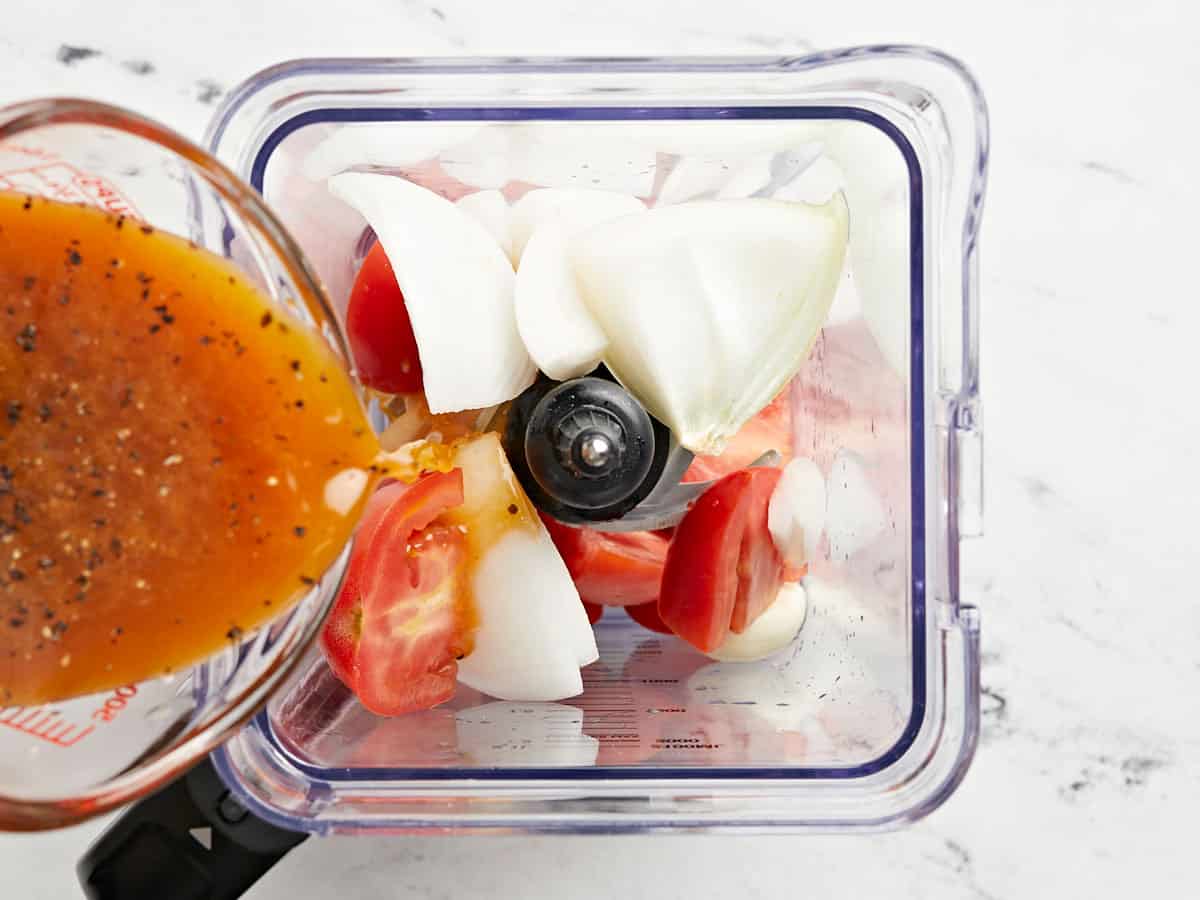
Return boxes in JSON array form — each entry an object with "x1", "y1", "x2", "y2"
[{"x1": 2, "y1": 1, "x2": 1197, "y2": 897}]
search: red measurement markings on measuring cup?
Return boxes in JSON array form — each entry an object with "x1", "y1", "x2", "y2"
[
  {"x1": 0, "y1": 684, "x2": 139, "y2": 749},
  {"x1": 0, "y1": 147, "x2": 140, "y2": 218}
]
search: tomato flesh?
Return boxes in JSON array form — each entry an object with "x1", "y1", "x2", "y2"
[
  {"x1": 657, "y1": 467, "x2": 785, "y2": 653},
  {"x1": 321, "y1": 469, "x2": 469, "y2": 716},
  {"x1": 541, "y1": 515, "x2": 669, "y2": 607},
  {"x1": 346, "y1": 241, "x2": 424, "y2": 394},
  {"x1": 623, "y1": 600, "x2": 673, "y2": 635}
]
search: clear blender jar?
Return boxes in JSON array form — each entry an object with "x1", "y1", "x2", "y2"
[
  {"x1": 1, "y1": 47, "x2": 986, "y2": 848},
  {"x1": 202, "y1": 48, "x2": 987, "y2": 833}
]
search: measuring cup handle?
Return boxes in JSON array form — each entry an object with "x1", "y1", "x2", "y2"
[{"x1": 76, "y1": 756, "x2": 307, "y2": 900}]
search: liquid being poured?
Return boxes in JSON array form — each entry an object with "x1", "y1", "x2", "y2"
[{"x1": 0, "y1": 193, "x2": 380, "y2": 705}]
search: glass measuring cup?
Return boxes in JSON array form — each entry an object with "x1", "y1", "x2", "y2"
[{"x1": 0, "y1": 98, "x2": 356, "y2": 831}]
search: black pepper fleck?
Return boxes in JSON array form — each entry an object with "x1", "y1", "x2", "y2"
[
  {"x1": 66, "y1": 248, "x2": 82, "y2": 266},
  {"x1": 507, "y1": 504, "x2": 519, "y2": 515},
  {"x1": 15, "y1": 323, "x2": 37, "y2": 352},
  {"x1": 293, "y1": 526, "x2": 306, "y2": 537}
]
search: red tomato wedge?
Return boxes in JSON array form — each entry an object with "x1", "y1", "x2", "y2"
[
  {"x1": 346, "y1": 241, "x2": 424, "y2": 394},
  {"x1": 657, "y1": 467, "x2": 786, "y2": 653},
  {"x1": 541, "y1": 515, "x2": 669, "y2": 607},
  {"x1": 683, "y1": 385, "x2": 794, "y2": 483},
  {"x1": 321, "y1": 470, "x2": 470, "y2": 716},
  {"x1": 624, "y1": 600, "x2": 673, "y2": 635},
  {"x1": 582, "y1": 601, "x2": 604, "y2": 625}
]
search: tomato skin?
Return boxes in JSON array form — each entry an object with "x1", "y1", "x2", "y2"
[
  {"x1": 657, "y1": 468, "x2": 785, "y2": 653},
  {"x1": 321, "y1": 469, "x2": 468, "y2": 716},
  {"x1": 541, "y1": 515, "x2": 669, "y2": 607},
  {"x1": 346, "y1": 241, "x2": 424, "y2": 394},
  {"x1": 623, "y1": 600, "x2": 673, "y2": 635},
  {"x1": 582, "y1": 601, "x2": 604, "y2": 625}
]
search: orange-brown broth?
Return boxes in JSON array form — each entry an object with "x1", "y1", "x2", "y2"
[{"x1": 0, "y1": 193, "x2": 378, "y2": 704}]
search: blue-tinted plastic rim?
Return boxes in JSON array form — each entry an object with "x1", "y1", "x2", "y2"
[{"x1": 236, "y1": 104, "x2": 925, "y2": 783}]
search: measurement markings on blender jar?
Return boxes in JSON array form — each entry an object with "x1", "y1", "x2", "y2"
[
  {"x1": 579, "y1": 668, "x2": 640, "y2": 745},
  {"x1": 0, "y1": 684, "x2": 138, "y2": 748}
]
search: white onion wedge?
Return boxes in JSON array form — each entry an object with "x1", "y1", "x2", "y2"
[
  {"x1": 438, "y1": 124, "x2": 658, "y2": 195},
  {"x1": 327, "y1": 172, "x2": 535, "y2": 413},
  {"x1": 439, "y1": 126, "x2": 512, "y2": 190},
  {"x1": 572, "y1": 195, "x2": 849, "y2": 454},
  {"x1": 826, "y1": 449, "x2": 888, "y2": 561},
  {"x1": 445, "y1": 434, "x2": 598, "y2": 702},
  {"x1": 455, "y1": 189, "x2": 513, "y2": 263},
  {"x1": 512, "y1": 189, "x2": 644, "y2": 380},
  {"x1": 302, "y1": 123, "x2": 481, "y2": 181},
  {"x1": 656, "y1": 155, "x2": 732, "y2": 205},
  {"x1": 825, "y1": 262, "x2": 863, "y2": 327},
  {"x1": 656, "y1": 144, "x2": 823, "y2": 205},
  {"x1": 771, "y1": 155, "x2": 864, "y2": 326},
  {"x1": 509, "y1": 188, "x2": 645, "y2": 264},
  {"x1": 716, "y1": 144, "x2": 823, "y2": 199},
  {"x1": 456, "y1": 528, "x2": 596, "y2": 701},
  {"x1": 514, "y1": 230, "x2": 609, "y2": 381},
  {"x1": 821, "y1": 124, "x2": 910, "y2": 377},
  {"x1": 768, "y1": 458, "x2": 827, "y2": 567},
  {"x1": 771, "y1": 154, "x2": 843, "y2": 204},
  {"x1": 707, "y1": 583, "x2": 808, "y2": 662},
  {"x1": 506, "y1": 124, "x2": 657, "y2": 196}
]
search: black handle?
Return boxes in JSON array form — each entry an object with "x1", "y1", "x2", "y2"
[{"x1": 77, "y1": 756, "x2": 307, "y2": 900}]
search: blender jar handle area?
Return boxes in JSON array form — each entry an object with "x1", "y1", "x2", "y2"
[{"x1": 76, "y1": 757, "x2": 307, "y2": 900}]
